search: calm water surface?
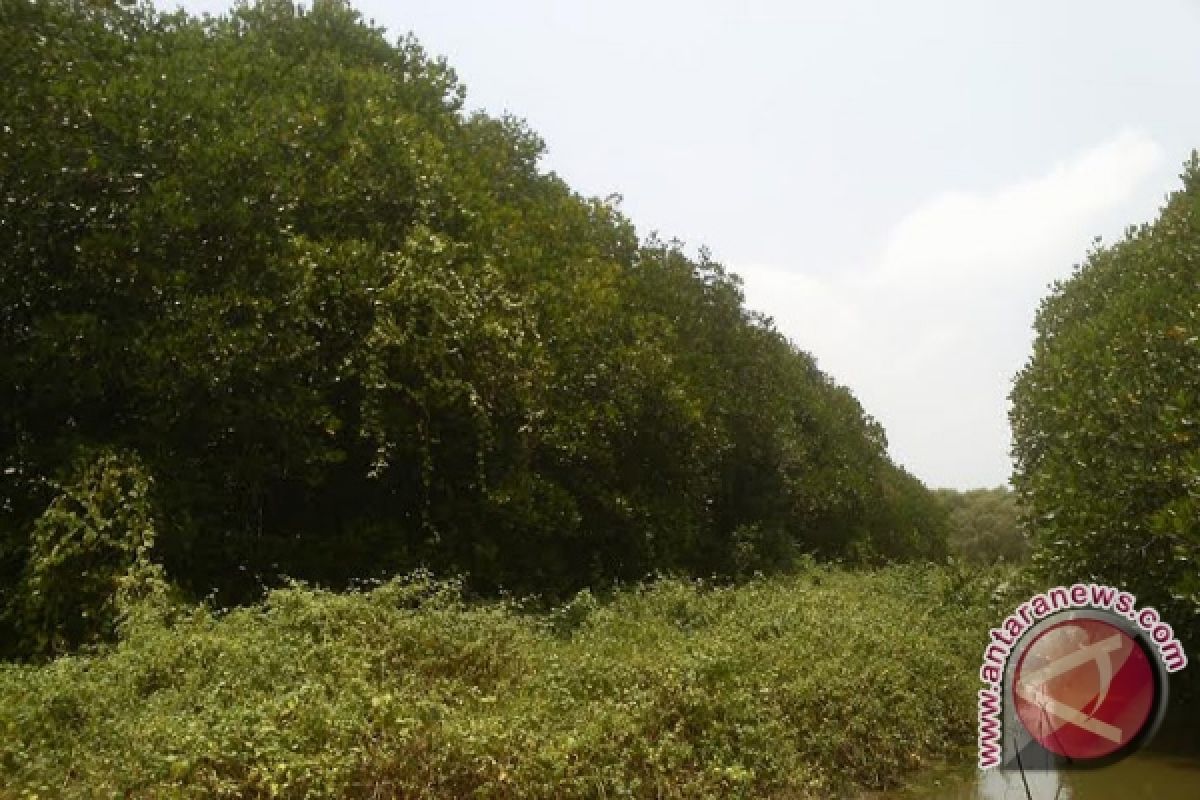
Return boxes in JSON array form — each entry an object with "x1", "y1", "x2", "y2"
[
  {"x1": 875, "y1": 751, "x2": 1200, "y2": 799},
  {"x1": 868, "y1": 715, "x2": 1199, "y2": 800}
]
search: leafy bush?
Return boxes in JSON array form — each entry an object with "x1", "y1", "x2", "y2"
[
  {"x1": 0, "y1": 565, "x2": 1001, "y2": 799},
  {"x1": 3, "y1": 451, "x2": 166, "y2": 659}
]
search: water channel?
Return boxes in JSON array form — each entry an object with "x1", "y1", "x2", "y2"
[{"x1": 866, "y1": 710, "x2": 1198, "y2": 799}]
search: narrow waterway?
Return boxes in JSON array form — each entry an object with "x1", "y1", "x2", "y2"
[
  {"x1": 875, "y1": 750, "x2": 1199, "y2": 799},
  {"x1": 868, "y1": 711, "x2": 1199, "y2": 799}
]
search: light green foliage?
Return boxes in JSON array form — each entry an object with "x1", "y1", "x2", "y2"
[
  {"x1": 934, "y1": 487, "x2": 1028, "y2": 565},
  {"x1": 8, "y1": 451, "x2": 166, "y2": 659},
  {"x1": 1011, "y1": 155, "x2": 1200, "y2": 657},
  {"x1": 0, "y1": 565, "x2": 1003, "y2": 799}
]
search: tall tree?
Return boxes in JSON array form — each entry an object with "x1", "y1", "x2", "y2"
[{"x1": 1011, "y1": 155, "x2": 1200, "y2": 653}]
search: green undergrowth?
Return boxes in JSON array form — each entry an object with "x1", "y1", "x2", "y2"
[{"x1": 0, "y1": 564, "x2": 1011, "y2": 799}]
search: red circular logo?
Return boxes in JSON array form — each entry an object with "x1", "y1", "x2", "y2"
[{"x1": 1012, "y1": 617, "x2": 1156, "y2": 760}]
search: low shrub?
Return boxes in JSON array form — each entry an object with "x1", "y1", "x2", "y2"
[{"x1": 0, "y1": 564, "x2": 1004, "y2": 799}]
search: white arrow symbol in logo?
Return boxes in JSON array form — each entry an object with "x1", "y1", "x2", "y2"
[{"x1": 1016, "y1": 633, "x2": 1127, "y2": 743}]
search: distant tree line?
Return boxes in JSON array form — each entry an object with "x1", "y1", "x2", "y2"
[
  {"x1": 933, "y1": 487, "x2": 1027, "y2": 565},
  {"x1": 0, "y1": 0, "x2": 948, "y2": 658}
]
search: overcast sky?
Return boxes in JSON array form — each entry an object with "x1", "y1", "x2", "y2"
[{"x1": 170, "y1": 0, "x2": 1200, "y2": 489}]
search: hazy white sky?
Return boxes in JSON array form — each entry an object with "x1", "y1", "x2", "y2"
[{"x1": 169, "y1": 0, "x2": 1200, "y2": 489}]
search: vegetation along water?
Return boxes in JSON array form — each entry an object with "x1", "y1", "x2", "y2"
[{"x1": 0, "y1": 1, "x2": 1196, "y2": 797}]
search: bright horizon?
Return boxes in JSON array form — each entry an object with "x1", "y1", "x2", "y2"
[{"x1": 166, "y1": 0, "x2": 1200, "y2": 489}]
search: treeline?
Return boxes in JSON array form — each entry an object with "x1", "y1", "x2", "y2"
[
  {"x1": 934, "y1": 487, "x2": 1028, "y2": 565},
  {"x1": 1011, "y1": 154, "x2": 1200, "y2": 659},
  {"x1": 0, "y1": 0, "x2": 947, "y2": 658}
]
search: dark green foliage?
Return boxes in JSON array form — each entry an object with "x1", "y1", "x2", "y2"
[
  {"x1": 934, "y1": 487, "x2": 1028, "y2": 565},
  {"x1": 0, "y1": 0, "x2": 948, "y2": 654},
  {"x1": 868, "y1": 465, "x2": 951, "y2": 564},
  {"x1": 1011, "y1": 155, "x2": 1200, "y2": 656}
]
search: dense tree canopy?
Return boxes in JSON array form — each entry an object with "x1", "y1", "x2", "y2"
[
  {"x1": 0, "y1": 0, "x2": 947, "y2": 657},
  {"x1": 934, "y1": 487, "x2": 1027, "y2": 565},
  {"x1": 1011, "y1": 156, "x2": 1200, "y2": 652}
]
